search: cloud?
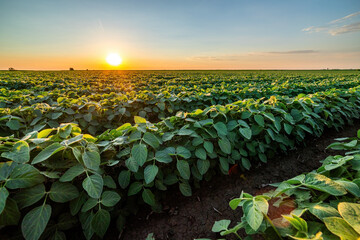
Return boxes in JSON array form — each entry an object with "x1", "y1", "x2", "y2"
[
  {"x1": 303, "y1": 11, "x2": 360, "y2": 36},
  {"x1": 190, "y1": 50, "x2": 318, "y2": 61},
  {"x1": 329, "y1": 21, "x2": 360, "y2": 35},
  {"x1": 267, "y1": 50, "x2": 318, "y2": 54},
  {"x1": 330, "y1": 11, "x2": 360, "y2": 24}
]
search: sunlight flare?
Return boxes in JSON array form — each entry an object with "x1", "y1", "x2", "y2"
[{"x1": 106, "y1": 53, "x2": 122, "y2": 66}]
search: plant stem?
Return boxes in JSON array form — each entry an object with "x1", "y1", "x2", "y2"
[
  {"x1": 234, "y1": 232, "x2": 242, "y2": 240},
  {"x1": 264, "y1": 214, "x2": 283, "y2": 240}
]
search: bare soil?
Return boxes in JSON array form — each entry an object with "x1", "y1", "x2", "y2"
[{"x1": 121, "y1": 121, "x2": 360, "y2": 240}]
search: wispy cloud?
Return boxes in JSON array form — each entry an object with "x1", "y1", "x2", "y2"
[
  {"x1": 303, "y1": 11, "x2": 360, "y2": 36},
  {"x1": 330, "y1": 11, "x2": 360, "y2": 24},
  {"x1": 267, "y1": 50, "x2": 318, "y2": 54},
  {"x1": 190, "y1": 50, "x2": 318, "y2": 61}
]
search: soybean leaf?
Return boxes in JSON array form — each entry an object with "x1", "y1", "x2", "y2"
[
  {"x1": 212, "y1": 219, "x2": 231, "y2": 232},
  {"x1": 128, "y1": 182, "x2": 142, "y2": 196},
  {"x1": 6, "y1": 164, "x2": 45, "y2": 189},
  {"x1": 197, "y1": 159, "x2": 210, "y2": 175},
  {"x1": 91, "y1": 209, "x2": 110, "y2": 238},
  {"x1": 82, "y1": 150, "x2": 100, "y2": 171},
  {"x1": 324, "y1": 217, "x2": 360, "y2": 240},
  {"x1": 239, "y1": 128, "x2": 252, "y2": 140},
  {"x1": 144, "y1": 165, "x2": 158, "y2": 184},
  {"x1": 131, "y1": 144, "x2": 147, "y2": 166},
  {"x1": 0, "y1": 198, "x2": 20, "y2": 226},
  {"x1": 60, "y1": 164, "x2": 84, "y2": 182},
  {"x1": 195, "y1": 148, "x2": 207, "y2": 160},
  {"x1": 179, "y1": 182, "x2": 192, "y2": 196},
  {"x1": 21, "y1": 204, "x2": 52, "y2": 240},
  {"x1": 218, "y1": 138, "x2": 231, "y2": 154},
  {"x1": 177, "y1": 160, "x2": 190, "y2": 180},
  {"x1": 303, "y1": 173, "x2": 347, "y2": 196},
  {"x1": 118, "y1": 170, "x2": 130, "y2": 189},
  {"x1": 101, "y1": 191, "x2": 121, "y2": 207},
  {"x1": 338, "y1": 202, "x2": 360, "y2": 234},
  {"x1": 13, "y1": 184, "x2": 46, "y2": 209},
  {"x1": 49, "y1": 182, "x2": 79, "y2": 203},
  {"x1": 143, "y1": 132, "x2": 160, "y2": 148},
  {"x1": 0, "y1": 187, "x2": 9, "y2": 214},
  {"x1": 142, "y1": 189, "x2": 156, "y2": 206},
  {"x1": 82, "y1": 174, "x2": 103, "y2": 199},
  {"x1": 203, "y1": 141, "x2": 214, "y2": 154},
  {"x1": 1, "y1": 141, "x2": 30, "y2": 163},
  {"x1": 214, "y1": 122, "x2": 228, "y2": 137},
  {"x1": 176, "y1": 146, "x2": 191, "y2": 159},
  {"x1": 32, "y1": 143, "x2": 65, "y2": 164}
]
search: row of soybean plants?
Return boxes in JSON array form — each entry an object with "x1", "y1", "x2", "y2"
[
  {"x1": 1, "y1": 80, "x2": 360, "y2": 138},
  {"x1": 1, "y1": 88, "x2": 360, "y2": 240}
]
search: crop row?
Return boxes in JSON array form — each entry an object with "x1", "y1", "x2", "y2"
[{"x1": 1, "y1": 87, "x2": 360, "y2": 239}]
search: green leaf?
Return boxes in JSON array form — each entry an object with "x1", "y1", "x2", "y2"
[
  {"x1": 241, "y1": 158, "x2": 251, "y2": 170},
  {"x1": 128, "y1": 182, "x2": 142, "y2": 196},
  {"x1": 177, "y1": 160, "x2": 190, "y2": 180},
  {"x1": 84, "y1": 113, "x2": 92, "y2": 122},
  {"x1": 103, "y1": 176, "x2": 116, "y2": 189},
  {"x1": 131, "y1": 144, "x2": 148, "y2": 166},
  {"x1": 82, "y1": 150, "x2": 101, "y2": 171},
  {"x1": 284, "y1": 123, "x2": 293, "y2": 134},
  {"x1": 21, "y1": 204, "x2": 52, "y2": 240},
  {"x1": 239, "y1": 128, "x2": 252, "y2": 140},
  {"x1": 263, "y1": 112, "x2": 275, "y2": 121},
  {"x1": 176, "y1": 146, "x2": 191, "y2": 159},
  {"x1": 212, "y1": 219, "x2": 231, "y2": 232},
  {"x1": 0, "y1": 198, "x2": 20, "y2": 226},
  {"x1": 60, "y1": 164, "x2": 84, "y2": 182},
  {"x1": 82, "y1": 174, "x2": 103, "y2": 199},
  {"x1": 101, "y1": 191, "x2": 121, "y2": 207},
  {"x1": 1, "y1": 141, "x2": 30, "y2": 163},
  {"x1": 197, "y1": 159, "x2": 210, "y2": 175},
  {"x1": 32, "y1": 143, "x2": 65, "y2": 164},
  {"x1": 203, "y1": 141, "x2": 214, "y2": 154},
  {"x1": 142, "y1": 189, "x2": 156, "y2": 206},
  {"x1": 70, "y1": 192, "x2": 87, "y2": 215},
  {"x1": 13, "y1": 184, "x2": 46, "y2": 209},
  {"x1": 0, "y1": 187, "x2": 9, "y2": 214},
  {"x1": 246, "y1": 202, "x2": 264, "y2": 231},
  {"x1": 155, "y1": 149, "x2": 173, "y2": 163},
  {"x1": 7, "y1": 119, "x2": 21, "y2": 130},
  {"x1": 335, "y1": 180, "x2": 360, "y2": 197},
  {"x1": 134, "y1": 116, "x2": 147, "y2": 124},
  {"x1": 214, "y1": 122, "x2": 228, "y2": 136},
  {"x1": 309, "y1": 204, "x2": 341, "y2": 221},
  {"x1": 195, "y1": 148, "x2": 207, "y2": 160},
  {"x1": 81, "y1": 198, "x2": 98, "y2": 212},
  {"x1": 143, "y1": 132, "x2": 160, "y2": 148},
  {"x1": 91, "y1": 209, "x2": 110, "y2": 238},
  {"x1": 6, "y1": 164, "x2": 45, "y2": 189},
  {"x1": 324, "y1": 217, "x2": 360, "y2": 240},
  {"x1": 338, "y1": 202, "x2": 360, "y2": 234},
  {"x1": 49, "y1": 181, "x2": 79, "y2": 203},
  {"x1": 144, "y1": 165, "x2": 159, "y2": 184},
  {"x1": 179, "y1": 182, "x2": 192, "y2": 196},
  {"x1": 218, "y1": 138, "x2": 231, "y2": 154},
  {"x1": 118, "y1": 170, "x2": 131, "y2": 189},
  {"x1": 254, "y1": 115, "x2": 265, "y2": 127},
  {"x1": 303, "y1": 173, "x2": 347, "y2": 196}
]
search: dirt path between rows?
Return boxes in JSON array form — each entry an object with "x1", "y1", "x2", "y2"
[{"x1": 121, "y1": 121, "x2": 360, "y2": 240}]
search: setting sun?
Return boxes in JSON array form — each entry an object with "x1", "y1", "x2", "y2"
[{"x1": 106, "y1": 53, "x2": 122, "y2": 66}]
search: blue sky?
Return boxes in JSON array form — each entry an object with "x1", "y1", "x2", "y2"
[{"x1": 0, "y1": 0, "x2": 359, "y2": 69}]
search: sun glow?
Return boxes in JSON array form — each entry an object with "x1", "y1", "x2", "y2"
[{"x1": 106, "y1": 53, "x2": 122, "y2": 66}]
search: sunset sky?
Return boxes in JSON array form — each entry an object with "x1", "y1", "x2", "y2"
[{"x1": 0, "y1": 0, "x2": 359, "y2": 70}]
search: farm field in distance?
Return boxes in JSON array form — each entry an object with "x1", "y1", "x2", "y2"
[{"x1": 1, "y1": 70, "x2": 360, "y2": 240}]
